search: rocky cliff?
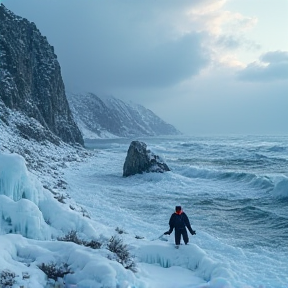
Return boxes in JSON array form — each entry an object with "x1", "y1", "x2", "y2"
[
  {"x1": 0, "y1": 4, "x2": 83, "y2": 145},
  {"x1": 68, "y1": 92, "x2": 181, "y2": 139}
]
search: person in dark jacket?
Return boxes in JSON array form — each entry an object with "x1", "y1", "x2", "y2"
[{"x1": 164, "y1": 206, "x2": 196, "y2": 246}]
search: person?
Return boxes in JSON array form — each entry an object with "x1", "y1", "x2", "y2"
[{"x1": 164, "y1": 206, "x2": 196, "y2": 246}]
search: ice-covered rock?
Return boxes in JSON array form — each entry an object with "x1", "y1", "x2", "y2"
[{"x1": 123, "y1": 141, "x2": 170, "y2": 177}]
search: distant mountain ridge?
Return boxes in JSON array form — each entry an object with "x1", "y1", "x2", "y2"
[
  {"x1": 67, "y1": 92, "x2": 181, "y2": 139},
  {"x1": 0, "y1": 4, "x2": 83, "y2": 145}
]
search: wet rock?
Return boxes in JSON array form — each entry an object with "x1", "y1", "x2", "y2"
[{"x1": 123, "y1": 141, "x2": 170, "y2": 177}]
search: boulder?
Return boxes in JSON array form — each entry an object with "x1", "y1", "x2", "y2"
[{"x1": 123, "y1": 141, "x2": 170, "y2": 177}]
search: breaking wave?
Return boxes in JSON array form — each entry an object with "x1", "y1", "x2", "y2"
[
  {"x1": 271, "y1": 176, "x2": 288, "y2": 199},
  {"x1": 177, "y1": 165, "x2": 274, "y2": 190}
]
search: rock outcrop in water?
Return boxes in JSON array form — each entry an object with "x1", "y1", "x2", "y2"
[
  {"x1": 0, "y1": 4, "x2": 83, "y2": 145},
  {"x1": 123, "y1": 141, "x2": 170, "y2": 177}
]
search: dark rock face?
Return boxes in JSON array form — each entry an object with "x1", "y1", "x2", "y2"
[
  {"x1": 123, "y1": 141, "x2": 170, "y2": 177},
  {"x1": 0, "y1": 4, "x2": 83, "y2": 145}
]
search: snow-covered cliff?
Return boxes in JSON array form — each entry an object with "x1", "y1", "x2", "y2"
[
  {"x1": 68, "y1": 93, "x2": 181, "y2": 139},
  {"x1": 0, "y1": 4, "x2": 83, "y2": 145}
]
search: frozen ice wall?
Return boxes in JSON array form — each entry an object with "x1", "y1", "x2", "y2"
[
  {"x1": 0, "y1": 152, "x2": 102, "y2": 240},
  {"x1": 0, "y1": 152, "x2": 50, "y2": 239},
  {"x1": 0, "y1": 153, "x2": 40, "y2": 203}
]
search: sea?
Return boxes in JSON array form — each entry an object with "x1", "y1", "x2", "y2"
[{"x1": 71, "y1": 134, "x2": 288, "y2": 288}]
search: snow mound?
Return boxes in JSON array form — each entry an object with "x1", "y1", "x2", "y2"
[
  {"x1": 0, "y1": 234, "x2": 145, "y2": 288},
  {"x1": 136, "y1": 240, "x2": 235, "y2": 283}
]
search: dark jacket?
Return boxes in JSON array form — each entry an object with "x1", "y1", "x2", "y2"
[{"x1": 168, "y1": 212, "x2": 194, "y2": 234}]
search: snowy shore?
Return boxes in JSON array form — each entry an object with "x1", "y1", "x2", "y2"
[
  {"x1": 0, "y1": 148, "x2": 234, "y2": 288},
  {"x1": 1, "y1": 133, "x2": 287, "y2": 287}
]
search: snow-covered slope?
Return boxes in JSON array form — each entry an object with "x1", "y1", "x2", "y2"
[
  {"x1": 0, "y1": 150, "x2": 143, "y2": 288},
  {"x1": 67, "y1": 92, "x2": 181, "y2": 139}
]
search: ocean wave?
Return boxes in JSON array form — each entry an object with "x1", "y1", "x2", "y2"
[
  {"x1": 179, "y1": 142, "x2": 206, "y2": 150},
  {"x1": 175, "y1": 156, "x2": 288, "y2": 173},
  {"x1": 271, "y1": 176, "x2": 288, "y2": 199},
  {"x1": 178, "y1": 166, "x2": 274, "y2": 190},
  {"x1": 233, "y1": 205, "x2": 273, "y2": 221},
  {"x1": 254, "y1": 153, "x2": 269, "y2": 159},
  {"x1": 267, "y1": 145, "x2": 287, "y2": 152},
  {"x1": 221, "y1": 204, "x2": 288, "y2": 243}
]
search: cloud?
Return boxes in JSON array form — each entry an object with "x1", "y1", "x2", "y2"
[
  {"x1": 149, "y1": 68, "x2": 288, "y2": 135},
  {"x1": 238, "y1": 51, "x2": 288, "y2": 82},
  {"x1": 3, "y1": 0, "x2": 262, "y2": 90},
  {"x1": 187, "y1": 0, "x2": 257, "y2": 36},
  {"x1": 216, "y1": 35, "x2": 241, "y2": 50},
  {"x1": 261, "y1": 51, "x2": 288, "y2": 63},
  {"x1": 185, "y1": 0, "x2": 259, "y2": 70},
  {"x1": 2, "y1": 0, "x2": 210, "y2": 92},
  {"x1": 216, "y1": 35, "x2": 261, "y2": 51},
  {"x1": 67, "y1": 32, "x2": 209, "y2": 91}
]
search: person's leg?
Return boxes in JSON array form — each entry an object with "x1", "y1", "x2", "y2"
[
  {"x1": 175, "y1": 229, "x2": 181, "y2": 245},
  {"x1": 182, "y1": 229, "x2": 189, "y2": 244}
]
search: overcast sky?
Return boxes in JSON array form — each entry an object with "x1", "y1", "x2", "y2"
[{"x1": 2, "y1": 0, "x2": 288, "y2": 135}]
